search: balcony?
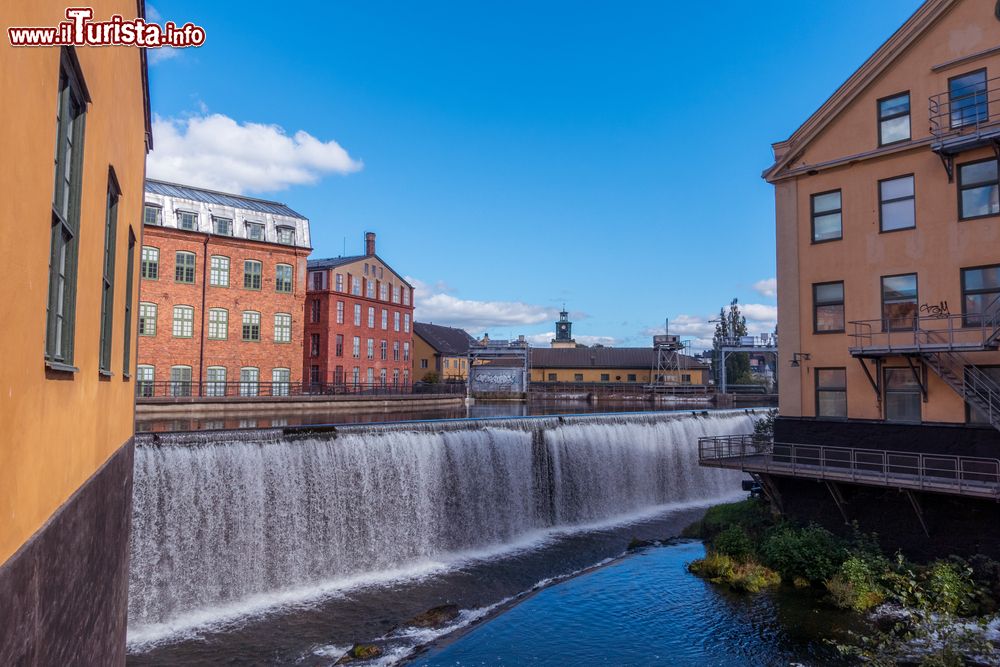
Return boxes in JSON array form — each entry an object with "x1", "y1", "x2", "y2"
[
  {"x1": 848, "y1": 310, "x2": 1000, "y2": 357},
  {"x1": 930, "y1": 74, "x2": 1000, "y2": 180},
  {"x1": 699, "y1": 434, "x2": 1000, "y2": 500}
]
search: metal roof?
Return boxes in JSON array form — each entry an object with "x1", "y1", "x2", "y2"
[
  {"x1": 531, "y1": 347, "x2": 709, "y2": 370},
  {"x1": 307, "y1": 255, "x2": 367, "y2": 270},
  {"x1": 144, "y1": 179, "x2": 307, "y2": 220},
  {"x1": 413, "y1": 322, "x2": 477, "y2": 355}
]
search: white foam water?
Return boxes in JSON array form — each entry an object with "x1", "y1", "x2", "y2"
[{"x1": 127, "y1": 411, "x2": 754, "y2": 647}]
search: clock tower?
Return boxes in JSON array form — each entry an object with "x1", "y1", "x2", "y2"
[{"x1": 551, "y1": 308, "x2": 577, "y2": 348}]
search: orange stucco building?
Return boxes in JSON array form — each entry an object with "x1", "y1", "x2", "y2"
[
  {"x1": 715, "y1": 0, "x2": 1000, "y2": 556},
  {"x1": 0, "y1": 2, "x2": 151, "y2": 663}
]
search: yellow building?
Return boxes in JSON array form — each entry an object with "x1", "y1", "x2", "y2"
[
  {"x1": 413, "y1": 321, "x2": 475, "y2": 381},
  {"x1": 0, "y1": 3, "x2": 151, "y2": 663},
  {"x1": 531, "y1": 347, "x2": 709, "y2": 385}
]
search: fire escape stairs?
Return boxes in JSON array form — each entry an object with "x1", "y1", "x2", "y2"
[{"x1": 919, "y1": 327, "x2": 1000, "y2": 435}]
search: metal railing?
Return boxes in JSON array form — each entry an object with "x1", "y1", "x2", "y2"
[
  {"x1": 698, "y1": 434, "x2": 1000, "y2": 499},
  {"x1": 135, "y1": 380, "x2": 466, "y2": 400},
  {"x1": 929, "y1": 75, "x2": 1000, "y2": 147},
  {"x1": 848, "y1": 305, "x2": 1000, "y2": 355}
]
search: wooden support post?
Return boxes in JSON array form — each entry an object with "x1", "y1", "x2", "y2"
[
  {"x1": 904, "y1": 489, "x2": 931, "y2": 538},
  {"x1": 756, "y1": 473, "x2": 784, "y2": 516}
]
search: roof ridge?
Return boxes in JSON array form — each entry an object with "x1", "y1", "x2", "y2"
[{"x1": 145, "y1": 178, "x2": 292, "y2": 208}]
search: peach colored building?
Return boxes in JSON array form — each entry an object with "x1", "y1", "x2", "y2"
[{"x1": 704, "y1": 0, "x2": 1000, "y2": 556}]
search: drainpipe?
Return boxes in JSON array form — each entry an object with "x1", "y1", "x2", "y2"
[{"x1": 197, "y1": 233, "x2": 209, "y2": 395}]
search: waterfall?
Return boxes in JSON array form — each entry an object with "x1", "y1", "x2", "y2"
[{"x1": 127, "y1": 411, "x2": 753, "y2": 638}]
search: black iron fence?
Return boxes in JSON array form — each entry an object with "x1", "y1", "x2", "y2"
[{"x1": 136, "y1": 380, "x2": 467, "y2": 400}]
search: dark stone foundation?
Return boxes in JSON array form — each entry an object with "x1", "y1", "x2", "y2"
[{"x1": 0, "y1": 439, "x2": 134, "y2": 666}]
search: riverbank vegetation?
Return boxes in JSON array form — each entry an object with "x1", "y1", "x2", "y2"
[{"x1": 685, "y1": 499, "x2": 1000, "y2": 664}]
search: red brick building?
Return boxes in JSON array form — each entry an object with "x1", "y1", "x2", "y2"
[
  {"x1": 136, "y1": 180, "x2": 311, "y2": 396},
  {"x1": 304, "y1": 233, "x2": 415, "y2": 389}
]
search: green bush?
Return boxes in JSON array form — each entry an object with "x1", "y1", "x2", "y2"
[
  {"x1": 826, "y1": 555, "x2": 886, "y2": 612},
  {"x1": 923, "y1": 560, "x2": 976, "y2": 616},
  {"x1": 688, "y1": 552, "x2": 781, "y2": 594},
  {"x1": 760, "y1": 523, "x2": 846, "y2": 584},
  {"x1": 712, "y1": 526, "x2": 754, "y2": 562},
  {"x1": 695, "y1": 499, "x2": 772, "y2": 541}
]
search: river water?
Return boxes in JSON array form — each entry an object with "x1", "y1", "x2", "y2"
[{"x1": 126, "y1": 410, "x2": 842, "y2": 665}]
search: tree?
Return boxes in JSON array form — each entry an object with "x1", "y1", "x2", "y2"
[{"x1": 713, "y1": 299, "x2": 752, "y2": 386}]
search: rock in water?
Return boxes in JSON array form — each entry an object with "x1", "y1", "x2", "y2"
[
  {"x1": 335, "y1": 643, "x2": 383, "y2": 664},
  {"x1": 406, "y1": 604, "x2": 461, "y2": 629}
]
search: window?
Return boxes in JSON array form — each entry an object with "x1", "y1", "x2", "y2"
[
  {"x1": 813, "y1": 282, "x2": 845, "y2": 333},
  {"x1": 600, "y1": 374, "x2": 610, "y2": 382},
  {"x1": 177, "y1": 211, "x2": 198, "y2": 231},
  {"x1": 274, "y1": 313, "x2": 292, "y2": 343},
  {"x1": 170, "y1": 365, "x2": 192, "y2": 397},
  {"x1": 403, "y1": 369, "x2": 409, "y2": 385},
  {"x1": 962, "y1": 265, "x2": 1000, "y2": 327},
  {"x1": 364, "y1": 263, "x2": 369, "y2": 276},
  {"x1": 310, "y1": 333, "x2": 321, "y2": 357},
  {"x1": 139, "y1": 302, "x2": 157, "y2": 336},
  {"x1": 244, "y1": 260, "x2": 262, "y2": 290},
  {"x1": 311, "y1": 271, "x2": 325, "y2": 291},
  {"x1": 393, "y1": 285, "x2": 400, "y2": 303},
  {"x1": 877, "y1": 92, "x2": 910, "y2": 145},
  {"x1": 881, "y1": 274, "x2": 918, "y2": 331},
  {"x1": 367, "y1": 279, "x2": 376, "y2": 299},
  {"x1": 885, "y1": 368, "x2": 922, "y2": 423},
  {"x1": 352, "y1": 336, "x2": 361, "y2": 358},
  {"x1": 368, "y1": 306, "x2": 375, "y2": 328},
  {"x1": 354, "y1": 304, "x2": 362, "y2": 326},
  {"x1": 380, "y1": 283, "x2": 388, "y2": 301},
  {"x1": 627, "y1": 373, "x2": 637, "y2": 382},
  {"x1": 958, "y1": 159, "x2": 999, "y2": 220},
  {"x1": 99, "y1": 171, "x2": 120, "y2": 374},
  {"x1": 574, "y1": 373, "x2": 584, "y2": 382},
  {"x1": 276, "y1": 264, "x2": 293, "y2": 293},
  {"x1": 141, "y1": 246, "x2": 159, "y2": 279},
  {"x1": 404, "y1": 314, "x2": 410, "y2": 333},
  {"x1": 276, "y1": 226, "x2": 295, "y2": 245},
  {"x1": 380, "y1": 340, "x2": 388, "y2": 361},
  {"x1": 815, "y1": 368, "x2": 847, "y2": 418},
  {"x1": 393, "y1": 369, "x2": 400, "y2": 385},
  {"x1": 879, "y1": 175, "x2": 915, "y2": 232},
  {"x1": 393, "y1": 341, "x2": 400, "y2": 361},
  {"x1": 206, "y1": 367, "x2": 227, "y2": 397},
  {"x1": 336, "y1": 300, "x2": 344, "y2": 324},
  {"x1": 209, "y1": 255, "x2": 230, "y2": 287},
  {"x1": 351, "y1": 274, "x2": 361, "y2": 296},
  {"x1": 143, "y1": 204, "x2": 161, "y2": 226},
  {"x1": 240, "y1": 367, "x2": 259, "y2": 397},
  {"x1": 246, "y1": 221, "x2": 265, "y2": 241},
  {"x1": 172, "y1": 305, "x2": 194, "y2": 338},
  {"x1": 208, "y1": 308, "x2": 228, "y2": 340},
  {"x1": 122, "y1": 228, "x2": 135, "y2": 374},
  {"x1": 811, "y1": 190, "x2": 842, "y2": 242},
  {"x1": 367, "y1": 368, "x2": 375, "y2": 385},
  {"x1": 336, "y1": 334, "x2": 344, "y2": 357},
  {"x1": 45, "y1": 51, "x2": 88, "y2": 369},
  {"x1": 950, "y1": 69, "x2": 987, "y2": 129},
  {"x1": 310, "y1": 365, "x2": 321, "y2": 385},
  {"x1": 421, "y1": 359, "x2": 429, "y2": 369},
  {"x1": 175, "y1": 251, "x2": 195, "y2": 284},
  {"x1": 444, "y1": 359, "x2": 450, "y2": 369},
  {"x1": 393, "y1": 311, "x2": 400, "y2": 332},
  {"x1": 548, "y1": 373, "x2": 557, "y2": 381},
  {"x1": 213, "y1": 216, "x2": 232, "y2": 236},
  {"x1": 403, "y1": 287, "x2": 410, "y2": 306},
  {"x1": 242, "y1": 311, "x2": 261, "y2": 341},
  {"x1": 381, "y1": 309, "x2": 388, "y2": 330},
  {"x1": 352, "y1": 367, "x2": 361, "y2": 384},
  {"x1": 336, "y1": 273, "x2": 344, "y2": 292},
  {"x1": 379, "y1": 368, "x2": 387, "y2": 386},
  {"x1": 403, "y1": 342, "x2": 409, "y2": 361},
  {"x1": 367, "y1": 338, "x2": 375, "y2": 360},
  {"x1": 137, "y1": 365, "x2": 155, "y2": 397},
  {"x1": 272, "y1": 368, "x2": 291, "y2": 396},
  {"x1": 311, "y1": 299, "x2": 321, "y2": 323}
]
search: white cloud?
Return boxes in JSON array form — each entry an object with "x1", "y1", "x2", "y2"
[
  {"x1": 409, "y1": 278, "x2": 554, "y2": 331},
  {"x1": 637, "y1": 305, "x2": 778, "y2": 353},
  {"x1": 146, "y1": 4, "x2": 162, "y2": 21},
  {"x1": 522, "y1": 333, "x2": 620, "y2": 348},
  {"x1": 754, "y1": 278, "x2": 777, "y2": 298},
  {"x1": 147, "y1": 113, "x2": 362, "y2": 194},
  {"x1": 147, "y1": 47, "x2": 180, "y2": 65}
]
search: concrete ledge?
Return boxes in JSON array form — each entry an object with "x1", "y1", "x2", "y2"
[{"x1": 137, "y1": 394, "x2": 466, "y2": 418}]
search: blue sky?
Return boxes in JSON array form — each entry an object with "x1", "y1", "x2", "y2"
[{"x1": 144, "y1": 0, "x2": 924, "y2": 349}]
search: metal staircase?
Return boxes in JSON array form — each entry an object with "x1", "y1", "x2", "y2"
[{"x1": 922, "y1": 348, "x2": 1000, "y2": 431}]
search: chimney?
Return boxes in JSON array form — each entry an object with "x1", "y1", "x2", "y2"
[{"x1": 365, "y1": 232, "x2": 376, "y2": 256}]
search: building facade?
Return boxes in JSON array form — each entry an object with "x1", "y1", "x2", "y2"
[
  {"x1": 551, "y1": 309, "x2": 577, "y2": 348},
  {"x1": 303, "y1": 233, "x2": 415, "y2": 389},
  {"x1": 0, "y1": 3, "x2": 151, "y2": 662},
  {"x1": 530, "y1": 347, "x2": 709, "y2": 385},
  {"x1": 702, "y1": 0, "x2": 1000, "y2": 557},
  {"x1": 136, "y1": 180, "x2": 311, "y2": 397},
  {"x1": 413, "y1": 321, "x2": 476, "y2": 381}
]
